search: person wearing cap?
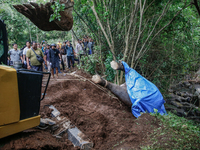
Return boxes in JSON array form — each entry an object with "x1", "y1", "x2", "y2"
[
  {"x1": 66, "y1": 41, "x2": 75, "y2": 69},
  {"x1": 44, "y1": 44, "x2": 51, "y2": 72},
  {"x1": 49, "y1": 44, "x2": 61, "y2": 78}
]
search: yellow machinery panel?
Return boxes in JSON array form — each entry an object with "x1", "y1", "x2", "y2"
[
  {"x1": 0, "y1": 65, "x2": 20, "y2": 126},
  {"x1": 0, "y1": 115, "x2": 40, "y2": 138}
]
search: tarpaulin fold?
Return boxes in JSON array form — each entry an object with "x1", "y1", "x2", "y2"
[{"x1": 122, "y1": 61, "x2": 167, "y2": 118}]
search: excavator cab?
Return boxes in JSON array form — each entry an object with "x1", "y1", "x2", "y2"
[{"x1": 0, "y1": 19, "x2": 50, "y2": 139}]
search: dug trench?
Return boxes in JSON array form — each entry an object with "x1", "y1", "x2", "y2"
[{"x1": 1, "y1": 70, "x2": 162, "y2": 150}]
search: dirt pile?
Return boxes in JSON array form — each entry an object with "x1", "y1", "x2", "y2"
[{"x1": 1, "y1": 70, "x2": 162, "y2": 150}]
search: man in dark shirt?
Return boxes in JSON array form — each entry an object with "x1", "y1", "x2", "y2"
[
  {"x1": 49, "y1": 44, "x2": 61, "y2": 78},
  {"x1": 66, "y1": 41, "x2": 75, "y2": 69},
  {"x1": 83, "y1": 37, "x2": 88, "y2": 52}
]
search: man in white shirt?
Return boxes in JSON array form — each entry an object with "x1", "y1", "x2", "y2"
[
  {"x1": 22, "y1": 41, "x2": 31, "y2": 68},
  {"x1": 75, "y1": 39, "x2": 84, "y2": 65},
  {"x1": 75, "y1": 39, "x2": 83, "y2": 54}
]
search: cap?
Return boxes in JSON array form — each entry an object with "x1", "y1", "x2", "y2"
[{"x1": 51, "y1": 44, "x2": 56, "y2": 47}]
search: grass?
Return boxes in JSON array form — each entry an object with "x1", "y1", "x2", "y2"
[{"x1": 141, "y1": 111, "x2": 200, "y2": 150}]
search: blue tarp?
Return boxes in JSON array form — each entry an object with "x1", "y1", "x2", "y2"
[{"x1": 122, "y1": 61, "x2": 167, "y2": 118}]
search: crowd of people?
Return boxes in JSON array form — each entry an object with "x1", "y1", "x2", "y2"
[{"x1": 7, "y1": 36, "x2": 95, "y2": 78}]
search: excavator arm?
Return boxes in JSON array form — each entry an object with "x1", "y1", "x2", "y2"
[{"x1": 13, "y1": 0, "x2": 74, "y2": 31}]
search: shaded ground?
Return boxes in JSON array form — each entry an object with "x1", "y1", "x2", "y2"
[{"x1": 0, "y1": 69, "x2": 162, "y2": 150}]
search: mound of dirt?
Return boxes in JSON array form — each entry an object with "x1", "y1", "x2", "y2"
[
  {"x1": 1, "y1": 69, "x2": 162, "y2": 150},
  {"x1": 1, "y1": 130, "x2": 78, "y2": 150}
]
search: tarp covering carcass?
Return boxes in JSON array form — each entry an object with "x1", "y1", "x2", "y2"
[{"x1": 122, "y1": 61, "x2": 167, "y2": 118}]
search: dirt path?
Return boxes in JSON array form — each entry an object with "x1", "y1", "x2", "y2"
[{"x1": 1, "y1": 70, "x2": 162, "y2": 150}]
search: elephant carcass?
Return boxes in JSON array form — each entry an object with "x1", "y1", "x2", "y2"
[
  {"x1": 92, "y1": 61, "x2": 167, "y2": 118},
  {"x1": 13, "y1": 0, "x2": 74, "y2": 31},
  {"x1": 92, "y1": 61, "x2": 132, "y2": 107}
]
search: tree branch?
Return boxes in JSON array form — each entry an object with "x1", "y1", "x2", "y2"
[
  {"x1": 137, "y1": 2, "x2": 192, "y2": 61},
  {"x1": 133, "y1": 0, "x2": 172, "y2": 66},
  {"x1": 193, "y1": 0, "x2": 200, "y2": 16},
  {"x1": 91, "y1": 0, "x2": 113, "y2": 52}
]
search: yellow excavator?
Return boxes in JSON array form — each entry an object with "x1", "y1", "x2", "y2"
[
  {"x1": 0, "y1": 19, "x2": 50, "y2": 139},
  {"x1": 0, "y1": 0, "x2": 74, "y2": 139}
]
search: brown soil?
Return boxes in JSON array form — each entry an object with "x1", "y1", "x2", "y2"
[{"x1": 0, "y1": 69, "x2": 162, "y2": 150}]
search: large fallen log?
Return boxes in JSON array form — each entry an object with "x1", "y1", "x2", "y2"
[
  {"x1": 13, "y1": 0, "x2": 74, "y2": 31},
  {"x1": 92, "y1": 61, "x2": 167, "y2": 118}
]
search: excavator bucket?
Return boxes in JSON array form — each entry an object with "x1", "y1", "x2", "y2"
[{"x1": 13, "y1": 0, "x2": 74, "y2": 31}]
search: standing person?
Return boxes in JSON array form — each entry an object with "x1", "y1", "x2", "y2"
[
  {"x1": 61, "y1": 41, "x2": 67, "y2": 69},
  {"x1": 59, "y1": 42, "x2": 66, "y2": 71},
  {"x1": 49, "y1": 44, "x2": 61, "y2": 78},
  {"x1": 57, "y1": 41, "x2": 62, "y2": 49},
  {"x1": 66, "y1": 41, "x2": 75, "y2": 69},
  {"x1": 7, "y1": 43, "x2": 23, "y2": 66},
  {"x1": 44, "y1": 44, "x2": 51, "y2": 72},
  {"x1": 42, "y1": 43, "x2": 48, "y2": 70},
  {"x1": 56, "y1": 44, "x2": 62, "y2": 73},
  {"x1": 75, "y1": 39, "x2": 84, "y2": 64},
  {"x1": 37, "y1": 43, "x2": 42, "y2": 49},
  {"x1": 20, "y1": 46, "x2": 26, "y2": 64},
  {"x1": 22, "y1": 41, "x2": 31, "y2": 69},
  {"x1": 88, "y1": 38, "x2": 93, "y2": 55},
  {"x1": 56, "y1": 44, "x2": 61, "y2": 51},
  {"x1": 91, "y1": 38, "x2": 95, "y2": 53},
  {"x1": 42, "y1": 43, "x2": 46, "y2": 53},
  {"x1": 26, "y1": 41, "x2": 45, "y2": 71},
  {"x1": 83, "y1": 37, "x2": 88, "y2": 52}
]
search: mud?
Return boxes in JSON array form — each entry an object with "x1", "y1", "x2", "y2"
[{"x1": 0, "y1": 69, "x2": 161, "y2": 150}]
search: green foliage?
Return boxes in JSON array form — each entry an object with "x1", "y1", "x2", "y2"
[
  {"x1": 104, "y1": 52, "x2": 123, "y2": 82},
  {"x1": 78, "y1": 54, "x2": 99, "y2": 75},
  {"x1": 142, "y1": 111, "x2": 200, "y2": 149},
  {"x1": 49, "y1": 0, "x2": 65, "y2": 22},
  {"x1": 104, "y1": 52, "x2": 116, "y2": 82}
]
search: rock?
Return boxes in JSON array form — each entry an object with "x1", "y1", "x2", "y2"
[
  {"x1": 165, "y1": 106, "x2": 186, "y2": 117},
  {"x1": 183, "y1": 81, "x2": 191, "y2": 88},
  {"x1": 167, "y1": 70, "x2": 200, "y2": 122},
  {"x1": 195, "y1": 110, "x2": 200, "y2": 116},
  {"x1": 166, "y1": 93, "x2": 191, "y2": 103},
  {"x1": 186, "y1": 116, "x2": 200, "y2": 122},
  {"x1": 181, "y1": 102, "x2": 197, "y2": 109},
  {"x1": 168, "y1": 89, "x2": 174, "y2": 93},
  {"x1": 170, "y1": 101, "x2": 183, "y2": 108}
]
